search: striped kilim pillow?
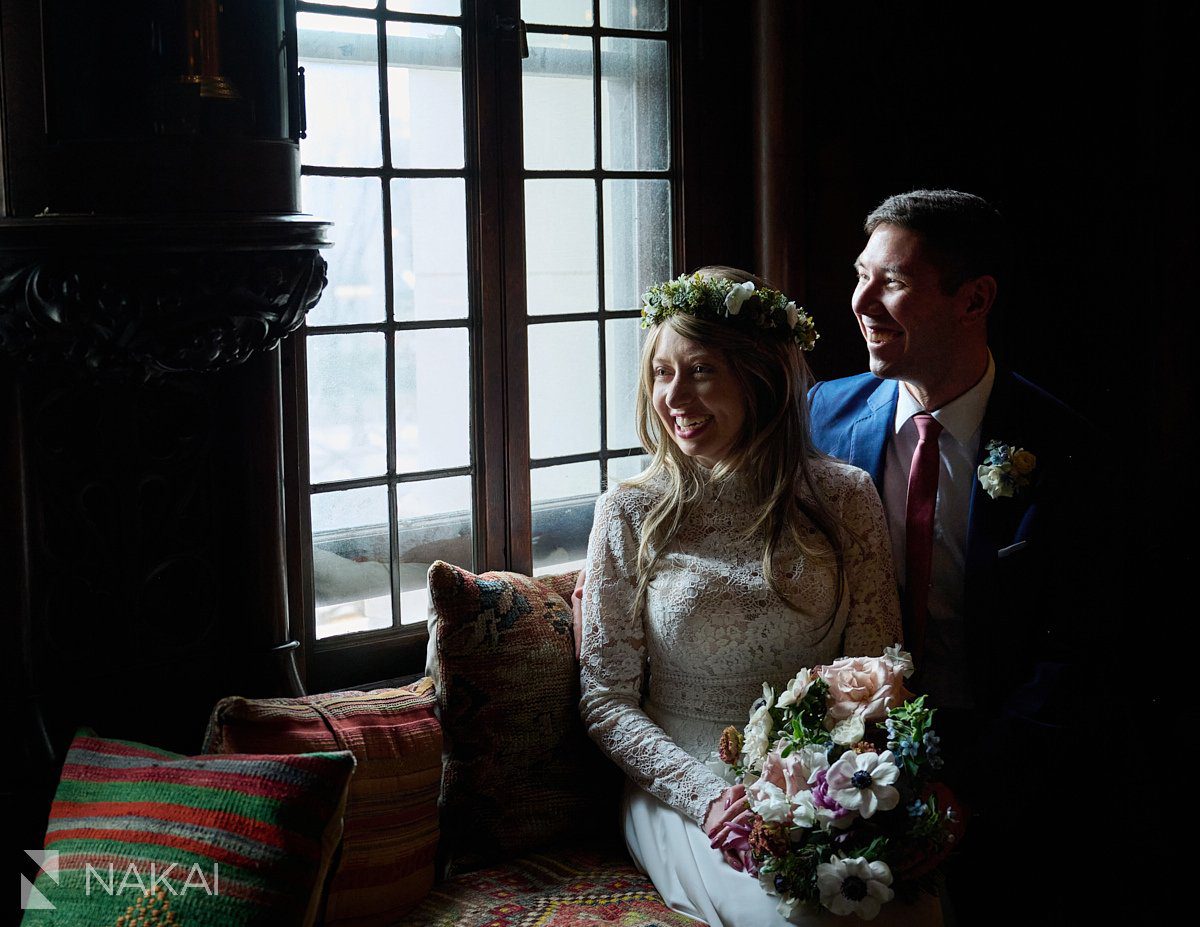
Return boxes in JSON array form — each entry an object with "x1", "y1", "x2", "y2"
[
  {"x1": 202, "y1": 679, "x2": 441, "y2": 927},
  {"x1": 20, "y1": 733, "x2": 355, "y2": 927}
]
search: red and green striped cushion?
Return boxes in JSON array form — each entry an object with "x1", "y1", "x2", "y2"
[
  {"x1": 203, "y1": 679, "x2": 442, "y2": 926},
  {"x1": 21, "y1": 732, "x2": 355, "y2": 927}
]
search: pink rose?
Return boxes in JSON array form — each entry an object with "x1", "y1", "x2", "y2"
[
  {"x1": 758, "y1": 749, "x2": 819, "y2": 799},
  {"x1": 819, "y1": 655, "x2": 912, "y2": 724}
]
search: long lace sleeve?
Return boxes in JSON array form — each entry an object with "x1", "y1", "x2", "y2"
[
  {"x1": 838, "y1": 467, "x2": 903, "y2": 656},
  {"x1": 578, "y1": 488, "x2": 729, "y2": 826}
]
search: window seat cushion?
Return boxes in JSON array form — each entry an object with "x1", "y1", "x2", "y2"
[{"x1": 393, "y1": 840, "x2": 698, "y2": 927}]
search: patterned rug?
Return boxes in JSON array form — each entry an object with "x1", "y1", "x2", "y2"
[{"x1": 396, "y1": 843, "x2": 700, "y2": 927}]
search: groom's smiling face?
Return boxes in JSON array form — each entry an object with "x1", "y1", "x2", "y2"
[{"x1": 851, "y1": 223, "x2": 971, "y2": 390}]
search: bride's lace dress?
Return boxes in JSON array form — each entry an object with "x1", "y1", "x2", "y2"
[{"x1": 579, "y1": 459, "x2": 920, "y2": 926}]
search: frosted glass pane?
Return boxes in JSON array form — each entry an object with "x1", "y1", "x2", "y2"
[
  {"x1": 525, "y1": 180, "x2": 597, "y2": 315},
  {"x1": 387, "y1": 1, "x2": 461, "y2": 13},
  {"x1": 396, "y1": 328, "x2": 470, "y2": 471},
  {"x1": 603, "y1": 179, "x2": 672, "y2": 312},
  {"x1": 391, "y1": 178, "x2": 468, "y2": 321},
  {"x1": 528, "y1": 322, "x2": 600, "y2": 459},
  {"x1": 396, "y1": 476, "x2": 472, "y2": 624},
  {"x1": 298, "y1": 14, "x2": 381, "y2": 167},
  {"x1": 523, "y1": 0, "x2": 592, "y2": 26},
  {"x1": 324, "y1": 1, "x2": 375, "y2": 8},
  {"x1": 302, "y1": 175, "x2": 385, "y2": 326},
  {"x1": 387, "y1": 23, "x2": 464, "y2": 168},
  {"x1": 523, "y1": 34, "x2": 593, "y2": 170},
  {"x1": 601, "y1": 38, "x2": 669, "y2": 171},
  {"x1": 605, "y1": 318, "x2": 646, "y2": 451},
  {"x1": 308, "y1": 333, "x2": 388, "y2": 483},
  {"x1": 608, "y1": 454, "x2": 651, "y2": 485},
  {"x1": 601, "y1": 0, "x2": 668, "y2": 30},
  {"x1": 532, "y1": 461, "x2": 599, "y2": 574},
  {"x1": 311, "y1": 486, "x2": 392, "y2": 639}
]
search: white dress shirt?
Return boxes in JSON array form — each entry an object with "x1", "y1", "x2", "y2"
[{"x1": 882, "y1": 354, "x2": 995, "y2": 710}]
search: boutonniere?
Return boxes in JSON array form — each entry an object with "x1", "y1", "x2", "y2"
[{"x1": 976, "y1": 440, "x2": 1037, "y2": 500}]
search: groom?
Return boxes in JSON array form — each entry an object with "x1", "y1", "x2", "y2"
[{"x1": 808, "y1": 190, "x2": 1101, "y2": 919}]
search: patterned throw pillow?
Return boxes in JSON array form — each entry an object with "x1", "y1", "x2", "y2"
[
  {"x1": 21, "y1": 732, "x2": 354, "y2": 927},
  {"x1": 426, "y1": 561, "x2": 622, "y2": 874},
  {"x1": 203, "y1": 680, "x2": 442, "y2": 926}
]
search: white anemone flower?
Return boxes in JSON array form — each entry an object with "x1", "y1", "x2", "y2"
[
  {"x1": 826, "y1": 750, "x2": 900, "y2": 818},
  {"x1": 785, "y1": 300, "x2": 799, "y2": 329},
  {"x1": 724, "y1": 280, "x2": 755, "y2": 315},
  {"x1": 816, "y1": 856, "x2": 894, "y2": 920}
]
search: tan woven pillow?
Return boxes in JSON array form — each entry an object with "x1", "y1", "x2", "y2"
[{"x1": 204, "y1": 680, "x2": 441, "y2": 926}]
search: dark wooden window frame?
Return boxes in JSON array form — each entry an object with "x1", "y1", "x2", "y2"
[{"x1": 282, "y1": 0, "x2": 684, "y2": 693}]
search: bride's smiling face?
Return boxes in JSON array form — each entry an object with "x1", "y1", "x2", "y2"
[{"x1": 650, "y1": 326, "x2": 747, "y2": 468}]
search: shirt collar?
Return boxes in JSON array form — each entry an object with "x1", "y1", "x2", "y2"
[{"x1": 893, "y1": 352, "x2": 996, "y2": 446}]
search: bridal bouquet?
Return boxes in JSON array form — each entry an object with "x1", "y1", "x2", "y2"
[{"x1": 708, "y1": 646, "x2": 961, "y2": 921}]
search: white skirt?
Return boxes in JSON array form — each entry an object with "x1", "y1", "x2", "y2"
[{"x1": 622, "y1": 783, "x2": 943, "y2": 927}]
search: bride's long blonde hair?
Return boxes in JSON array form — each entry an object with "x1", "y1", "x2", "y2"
[{"x1": 623, "y1": 266, "x2": 847, "y2": 623}]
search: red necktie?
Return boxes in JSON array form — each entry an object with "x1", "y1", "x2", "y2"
[{"x1": 904, "y1": 413, "x2": 943, "y2": 663}]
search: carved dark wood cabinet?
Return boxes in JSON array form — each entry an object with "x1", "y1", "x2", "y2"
[{"x1": 0, "y1": 0, "x2": 329, "y2": 867}]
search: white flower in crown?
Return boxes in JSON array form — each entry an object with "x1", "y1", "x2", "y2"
[
  {"x1": 976, "y1": 439, "x2": 1037, "y2": 500},
  {"x1": 724, "y1": 280, "x2": 756, "y2": 315},
  {"x1": 785, "y1": 301, "x2": 799, "y2": 329}
]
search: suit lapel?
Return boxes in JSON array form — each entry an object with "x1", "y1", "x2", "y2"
[
  {"x1": 964, "y1": 369, "x2": 1035, "y2": 690},
  {"x1": 847, "y1": 379, "x2": 898, "y2": 488}
]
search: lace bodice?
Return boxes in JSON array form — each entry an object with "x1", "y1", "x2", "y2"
[{"x1": 579, "y1": 459, "x2": 901, "y2": 825}]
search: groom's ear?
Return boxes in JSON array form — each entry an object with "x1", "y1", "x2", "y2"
[{"x1": 959, "y1": 274, "x2": 997, "y2": 327}]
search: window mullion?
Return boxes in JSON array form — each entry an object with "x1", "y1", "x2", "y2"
[{"x1": 473, "y1": 0, "x2": 532, "y2": 573}]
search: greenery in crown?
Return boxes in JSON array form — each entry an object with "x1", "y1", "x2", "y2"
[{"x1": 640, "y1": 272, "x2": 819, "y2": 352}]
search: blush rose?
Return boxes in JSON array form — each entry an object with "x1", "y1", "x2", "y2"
[{"x1": 819, "y1": 655, "x2": 912, "y2": 724}]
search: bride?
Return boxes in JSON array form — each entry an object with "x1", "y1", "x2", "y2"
[{"x1": 578, "y1": 267, "x2": 941, "y2": 925}]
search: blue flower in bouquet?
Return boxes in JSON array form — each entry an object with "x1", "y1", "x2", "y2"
[
  {"x1": 897, "y1": 738, "x2": 919, "y2": 759},
  {"x1": 923, "y1": 731, "x2": 941, "y2": 754},
  {"x1": 907, "y1": 798, "x2": 928, "y2": 817}
]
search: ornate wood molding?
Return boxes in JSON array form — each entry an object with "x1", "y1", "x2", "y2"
[{"x1": 0, "y1": 215, "x2": 330, "y2": 380}]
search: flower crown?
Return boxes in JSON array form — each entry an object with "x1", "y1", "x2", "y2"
[{"x1": 640, "y1": 272, "x2": 818, "y2": 351}]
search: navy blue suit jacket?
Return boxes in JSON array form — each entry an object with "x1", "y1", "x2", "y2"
[{"x1": 808, "y1": 369, "x2": 1095, "y2": 771}]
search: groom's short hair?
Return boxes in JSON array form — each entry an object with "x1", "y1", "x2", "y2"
[{"x1": 864, "y1": 189, "x2": 1007, "y2": 293}]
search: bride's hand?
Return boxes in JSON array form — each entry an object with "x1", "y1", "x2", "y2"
[{"x1": 703, "y1": 784, "x2": 755, "y2": 872}]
